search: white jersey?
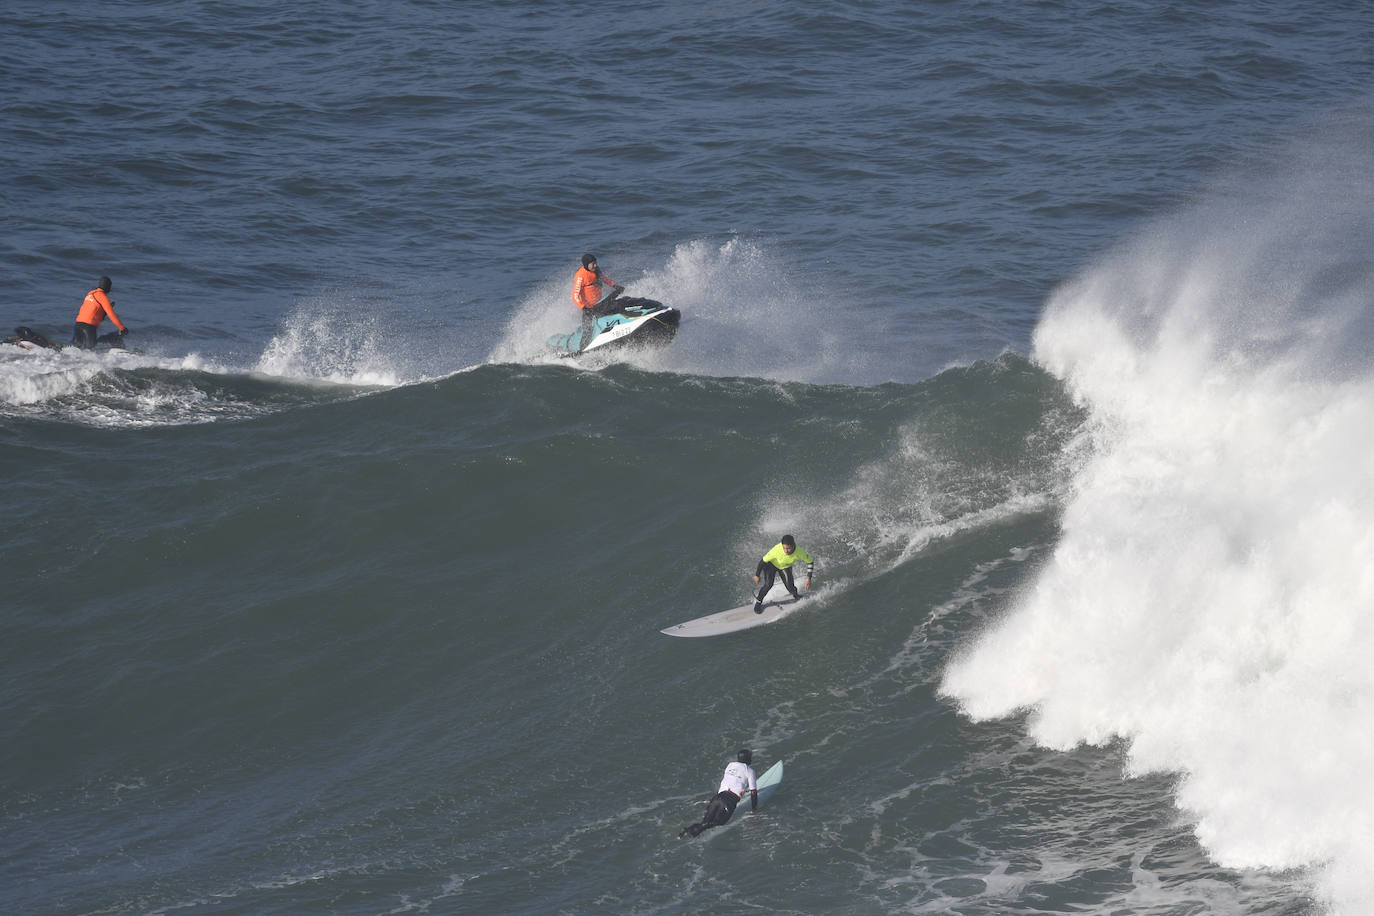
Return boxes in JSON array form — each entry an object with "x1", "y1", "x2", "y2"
[{"x1": 717, "y1": 760, "x2": 758, "y2": 796}]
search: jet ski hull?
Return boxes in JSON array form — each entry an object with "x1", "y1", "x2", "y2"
[
  {"x1": 547, "y1": 297, "x2": 681, "y2": 357},
  {"x1": 4, "y1": 326, "x2": 62, "y2": 351}
]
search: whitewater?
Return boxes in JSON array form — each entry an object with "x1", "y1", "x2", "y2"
[{"x1": 946, "y1": 115, "x2": 1374, "y2": 911}]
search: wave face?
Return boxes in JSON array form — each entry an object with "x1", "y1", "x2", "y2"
[
  {"x1": 945, "y1": 114, "x2": 1374, "y2": 911},
  {"x1": 2, "y1": 353, "x2": 1316, "y2": 914},
  {"x1": 0, "y1": 356, "x2": 1074, "y2": 913}
]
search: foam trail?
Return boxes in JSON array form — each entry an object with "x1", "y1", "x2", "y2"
[
  {"x1": 942, "y1": 112, "x2": 1374, "y2": 913},
  {"x1": 0, "y1": 346, "x2": 256, "y2": 427}
]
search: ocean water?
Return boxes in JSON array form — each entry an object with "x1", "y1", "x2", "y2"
[{"x1": 5, "y1": 1, "x2": 1374, "y2": 913}]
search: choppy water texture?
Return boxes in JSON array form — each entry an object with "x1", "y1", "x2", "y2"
[{"x1": 5, "y1": 1, "x2": 1374, "y2": 913}]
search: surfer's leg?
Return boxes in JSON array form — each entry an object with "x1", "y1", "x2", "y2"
[
  {"x1": 719, "y1": 791, "x2": 741, "y2": 829},
  {"x1": 755, "y1": 567, "x2": 777, "y2": 606},
  {"x1": 702, "y1": 793, "x2": 733, "y2": 828},
  {"x1": 682, "y1": 794, "x2": 725, "y2": 838},
  {"x1": 780, "y1": 567, "x2": 799, "y2": 599},
  {"x1": 578, "y1": 310, "x2": 595, "y2": 350}
]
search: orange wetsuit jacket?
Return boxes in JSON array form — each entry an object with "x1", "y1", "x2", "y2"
[
  {"x1": 76, "y1": 288, "x2": 127, "y2": 331},
  {"x1": 572, "y1": 266, "x2": 613, "y2": 310}
]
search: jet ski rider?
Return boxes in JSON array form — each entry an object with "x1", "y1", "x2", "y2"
[
  {"x1": 72, "y1": 276, "x2": 129, "y2": 349},
  {"x1": 571, "y1": 253, "x2": 620, "y2": 347}
]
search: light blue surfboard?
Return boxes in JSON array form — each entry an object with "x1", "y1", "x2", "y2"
[
  {"x1": 681, "y1": 760, "x2": 784, "y2": 839},
  {"x1": 754, "y1": 760, "x2": 783, "y2": 808}
]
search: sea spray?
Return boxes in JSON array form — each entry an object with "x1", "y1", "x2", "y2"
[
  {"x1": 487, "y1": 237, "x2": 877, "y2": 385},
  {"x1": 942, "y1": 113, "x2": 1374, "y2": 912},
  {"x1": 737, "y1": 354, "x2": 1079, "y2": 606},
  {"x1": 256, "y1": 297, "x2": 403, "y2": 387}
]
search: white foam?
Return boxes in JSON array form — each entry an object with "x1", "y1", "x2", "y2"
[
  {"x1": 942, "y1": 115, "x2": 1374, "y2": 912},
  {"x1": 0, "y1": 345, "x2": 109, "y2": 406},
  {"x1": 0, "y1": 345, "x2": 208, "y2": 412},
  {"x1": 255, "y1": 303, "x2": 402, "y2": 387}
]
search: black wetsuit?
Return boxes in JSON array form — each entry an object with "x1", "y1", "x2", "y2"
[
  {"x1": 755, "y1": 564, "x2": 800, "y2": 604},
  {"x1": 71, "y1": 324, "x2": 126, "y2": 350},
  {"x1": 71, "y1": 322, "x2": 99, "y2": 349},
  {"x1": 681, "y1": 791, "x2": 740, "y2": 838}
]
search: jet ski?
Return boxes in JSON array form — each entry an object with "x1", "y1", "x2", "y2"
[
  {"x1": 3, "y1": 325, "x2": 129, "y2": 352},
  {"x1": 547, "y1": 287, "x2": 681, "y2": 357},
  {"x1": 3, "y1": 326, "x2": 62, "y2": 350}
]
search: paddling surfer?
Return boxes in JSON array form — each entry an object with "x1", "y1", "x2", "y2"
[
  {"x1": 678, "y1": 749, "x2": 758, "y2": 838},
  {"x1": 753, "y1": 534, "x2": 814, "y2": 613}
]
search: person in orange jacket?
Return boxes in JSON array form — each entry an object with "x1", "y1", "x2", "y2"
[
  {"x1": 72, "y1": 276, "x2": 129, "y2": 349},
  {"x1": 571, "y1": 253, "x2": 621, "y2": 347}
]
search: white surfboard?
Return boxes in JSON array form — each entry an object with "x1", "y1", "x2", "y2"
[{"x1": 661, "y1": 594, "x2": 807, "y2": 638}]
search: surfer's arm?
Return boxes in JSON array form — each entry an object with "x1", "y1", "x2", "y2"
[
  {"x1": 107, "y1": 301, "x2": 127, "y2": 332},
  {"x1": 750, "y1": 787, "x2": 758, "y2": 811}
]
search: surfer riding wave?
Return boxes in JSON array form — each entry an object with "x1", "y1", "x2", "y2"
[{"x1": 753, "y1": 535, "x2": 814, "y2": 613}]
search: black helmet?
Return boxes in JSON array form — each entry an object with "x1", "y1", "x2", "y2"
[
  {"x1": 780, "y1": 534, "x2": 795, "y2": 547},
  {"x1": 97, "y1": 276, "x2": 112, "y2": 292},
  {"x1": 581, "y1": 253, "x2": 597, "y2": 268},
  {"x1": 737, "y1": 749, "x2": 753, "y2": 765}
]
